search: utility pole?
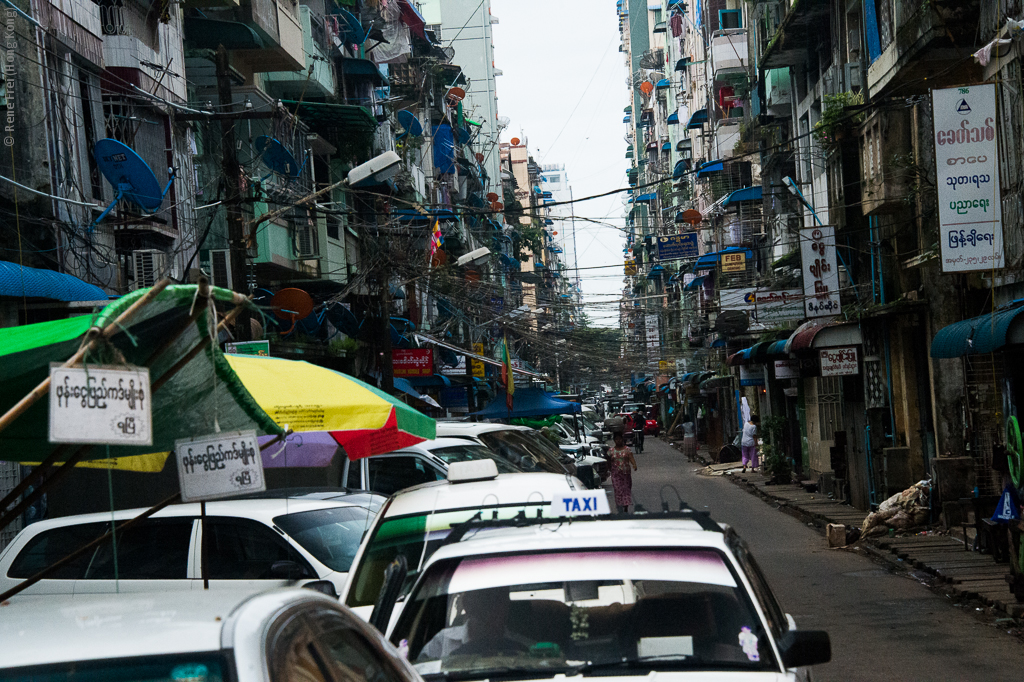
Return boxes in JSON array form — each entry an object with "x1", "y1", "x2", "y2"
[
  {"x1": 379, "y1": 278, "x2": 394, "y2": 393},
  {"x1": 217, "y1": 45, "x2": 250, "y2": 340}
]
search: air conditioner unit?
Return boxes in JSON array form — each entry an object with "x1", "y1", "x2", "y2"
[
  {"x1": 295, "y1": 220, "x2": 318, "y2": 258},
  {"x1": 209, "y1": 249, "x2": 232, "y2": 290},
  {"x1": 132, "y1": 249, "x2": 167, "y2": 290},
  {"x1": 844, "y1": 62, "x2": 862, "y2": 91}
]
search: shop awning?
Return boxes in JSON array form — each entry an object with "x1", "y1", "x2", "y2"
[
  {"x1": 700, "y1": 375, "x2": 733, "y2": 391},
  {"x1": 0, "y1": 261, "x2": 108, "y2": 302},
  {"x1": 693, "y1": 246, "x2": 753, "y2": 271},
  {"x1": 624, "y1": 105, "x2": 632, "y2": 113},
  {"x1": 767, "y1": 339, "x2": 789, "y2": 357},
  {"x1": 723, "y1": 186, "x2": 763, "y2": 206},
  {"x1": 786, "y1": 320, "x2": 863, "y2": 353},
  {"x1": 931, "y1": 305, "x2": 1024, "y2": 358},
  {"x1": 687, "y1": 108, "x2": 708, "y2": 128},
  {"x1": 696, "y1": 159, "x2": 723, "y2": 177},
  {"x1": 727, "y1": 341, "x2": 777, "y2": 366},
  {"x1": 667, "y1": 111, "x2": 680, "y2": 124},
  {"x1": 647, "y1": 264, "x2": 665, "y2": 280},
  {"x1": 623, "y1": 115, "x2": 631, "y2": 123}
]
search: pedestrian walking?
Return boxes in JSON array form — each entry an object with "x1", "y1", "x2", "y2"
[
  {"x1": 632, "y1": 408, "x2": 645, "y2": 453},
  {"x1": 607, "y1": 432, "x2": 637, "y2": 513},
  {"x1": 682, "y1": 420, "x2": 698, "y2": 461},
  {"x1": 741, "y1": 415, "x2": 760, "y2": 473}
]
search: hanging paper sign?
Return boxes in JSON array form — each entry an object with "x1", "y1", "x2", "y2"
[
  {"x1": 176, "y1": 430, "x2": 264, "y2": 502},
  {"x1": 820, "y1": 347, "x2": 858, "y2": 376},
  {"x1": 774, "y1": 360, "x2": 799, "y2": 379},
  {"x1": 991, "y1": 487, "x2": 1020, "y2": 523},
  {"x1": 48, "y1": 365, "x2": 152, "y2": 445},
  {"x1": 932, "y1": 84, "x2": 1004, "y2": 272},
  {"x1": 800, "y1": 225, "x2": 841, "y2": 317}
]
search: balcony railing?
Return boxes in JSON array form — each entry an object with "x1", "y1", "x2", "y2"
[
  {"x1": 37, "y1": 0, "x2": 102, "y2": 66},
  {"x1": 711, "y1": 29, "x2": 747, "y2": 78}
]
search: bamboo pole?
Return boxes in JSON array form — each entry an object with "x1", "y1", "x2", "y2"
[
  {"x1": 0, "y1": 278, "x2": 172, "y2": 437},
  {"x1": 0, "y1": 445, "x2": 93, "y2": 531}
]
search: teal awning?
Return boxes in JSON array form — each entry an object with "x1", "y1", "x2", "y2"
[
  {"x1": 667, "y1": 111, "x2": 679, "y2": 124},
  {"x1": 687, "y1": 108, "x2": 708, "y2": 128},
  {"x1": 931, "y1": 305, "x2": 1024, "y2": 358},
  {"x1": 723, "y1": 186, "x2": 763, "y2": 206},
  {"x1": 656, "y1": 78, "x2": 670, "y2": 88},
  {"x1": 696, "y1": 159, "x2": 724, "y2": 177}
]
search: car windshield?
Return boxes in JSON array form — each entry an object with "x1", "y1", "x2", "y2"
[
  {"x1": 431, "y1": 445, "x2": 521, "y2": 473},
  {"x1": 477, "y1": 431, "x2": 567, "y2": 474},
  {"x1": 392, "y1": 549, "x2": 776, "y2": 678},
  {"x1": 0, "y1": 654, "x2": 228, "y2": 682},
  {"x1": 345, "y1": 504, "x2": 555, "y2": 608},
  {"x1": 516, "y1": 429, "x2": 574, "y2": 459},
  {"x1": 273, "y1": 505, "x2": 378, "y2": 572}
]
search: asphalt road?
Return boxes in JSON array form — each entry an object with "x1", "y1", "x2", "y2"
[{"x1": 618, "y1": 437, "x2": 1024, "y2": 681}]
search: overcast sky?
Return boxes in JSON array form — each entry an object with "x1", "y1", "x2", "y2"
[{"x1": 490, "y1": 0, "x2": 628, "y2": 327}]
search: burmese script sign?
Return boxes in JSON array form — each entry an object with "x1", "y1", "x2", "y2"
[
  {"x1": 49, "y1": 365, "x2": 152, "y2": 445},
  {"x1": 820, "y1": 347, "x2": 858, "y2": 377},
  {"x1": 176, "y1": 430, "x2": 265, "y2": 502},
  {"x1": 933, "y1": 84, "x2": 1004, "y2": 272},
  {"x1": 800, "y1": 225, "x2": 841, "y2": 318},
  {"x1": 393, "y1": 349, "x2": 433, "y2": 377}
]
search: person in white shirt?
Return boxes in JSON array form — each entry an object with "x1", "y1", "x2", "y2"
[
  {"x1": 418, "y1": 587, "x2": 530, "y2": 661},
  {"x1": 741, "y1": 415, "x2": 760, "y2": 473}
]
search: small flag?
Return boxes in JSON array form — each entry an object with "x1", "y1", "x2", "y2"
[
  {"x1": 502, "y1": 335, "x2": 515, "y2": 412},
  {"x1": 428, "y1": 219, "x2": 443, "y2": 261},
  {"x1": 992, "y1": 486, "x2": 1020, "y2": 523}
]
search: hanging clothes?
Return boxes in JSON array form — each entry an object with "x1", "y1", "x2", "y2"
[{"x1": 670, "y1": 13, "x2": 683, "y2": 37}]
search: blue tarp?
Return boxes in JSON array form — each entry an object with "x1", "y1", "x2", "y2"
[
  {"x1": 723, "y1": 186, "x2": 762, "y2": 206},
  {"x1": 432, "y1": 123, "x2": 456, "y2": 174},
  {"x1": 472, "y1": 386, "x2": 581, "y2": 418},
  {"x1": 0, "y1": 261, "x2": 108, "y2": 301}
]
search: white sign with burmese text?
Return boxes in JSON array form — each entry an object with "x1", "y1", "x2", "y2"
[
  {"x1": 176, "y1": 430, "x2": 265, "y2": 502},
  {"x1": 933, "y1": 84, "x2": 1003, "y2": 272},
  {"x1": 820, "y1": 347, "x2": 858, "y2": 376},
  {"x1": 48, "y1": 365, "x2": 152, "y2": 445},
  {"x1": 800, "y1": 225, "x2": 841, "y2": 318}
]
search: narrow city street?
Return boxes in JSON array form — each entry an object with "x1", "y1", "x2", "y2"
[{"x1": 627, "y1": 438, "x2": 1024, "y2": 681}]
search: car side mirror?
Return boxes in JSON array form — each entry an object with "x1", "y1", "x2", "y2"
[
  {"x1": 777, "y1": 630, "x2": 831, "y2": 668},
  {"x1": 369, "y1": 554, "x2": 408, "y2": 634},
  {"x1": 303, "y1": 580, "x2": 338, "y2": 598},
  {"x1": 271, "y1": 560, "x2": 308, "y2": 581}
]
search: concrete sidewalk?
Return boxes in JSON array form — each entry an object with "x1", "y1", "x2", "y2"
[{"x1": 669, "y1": 439, "x2": 1023, "y2": 619}]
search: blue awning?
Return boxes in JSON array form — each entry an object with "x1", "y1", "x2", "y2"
[
  {"x1": 392, "y1": 208, "x2": 458, "y2": 223},
  {"x1": 656, "y1": 78, "x2": 670, "y2": 88},
  {"x1": 635, "y1": 193, "x2": 657, "y2": 202},
  {"x1": 647, "y1": 265, "x2": 665, "y2": 280},
  {"x1": 0, "y1": 261, "x2": 108, "y2": 301},
  {"x1": 672, "y1": 159, "x2": 687, "y2": 179},
  {"x1": 661, "y1": 142, "x2": 671, "y2": 150},
  {"x1": 696, "y1": 159, "x2": 724, "y2": 177},
  {"x1": 687, "y1": 108, "x2": 708, "y2": 128},
  {"x1": 544, "y1": 219, "x2": 554, "y2": 225},
  {"x1": 406, "y1": 374, "x2": 452, "y2": 387},
  {"x1": 472, "y1": 386, "x2": 580, "y2": 418},
  {"x1": 500, "y1": 253, "x2": 519, "y2": 269},
  {"x1": 768, "y1": 340, "x2": 789, "y2": 357},
  {"x1": 623, "y1": 115, "x2": 631, "y2": 123},
  {"x1": 667, "y1": 111, "x2": 679, "y2": 124},
  {"x1": 931, "y1": 304, "x2": 1024, "y2": 358},
  {"x1": 723, "y1": 186, "x2": 763, "y2": 206},
  {"x1": 693, "y1": 246, "x2": 754, "y2": 271},
  {"x1": 684, "y1": 276, "x2": 705, "y2": 291},
  {"x1": 675, "y1": 57, "x2": 690, "y2": 71}
]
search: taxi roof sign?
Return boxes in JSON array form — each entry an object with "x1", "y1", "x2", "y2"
[{"x1": 554, "y1": 491, "x2": 610, "y2": 517}]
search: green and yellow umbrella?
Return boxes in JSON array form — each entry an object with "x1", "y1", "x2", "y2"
[{"x1": 225, "y1": 355, "x2": 435, "y2": 460}]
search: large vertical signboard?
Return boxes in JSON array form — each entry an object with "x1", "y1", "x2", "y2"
[
  {"x1": 933, "y1": 84, "x2": 1003, "y2": 272},
  {"x1": 799, "y1": 225, "x2": 841, "y2": 318},
  {"x1": 645, "y1": 314, "x2": 660, "y2": 365}
]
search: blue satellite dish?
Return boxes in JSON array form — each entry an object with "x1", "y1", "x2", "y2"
[
  {"x1": 331, "y1": 8, "x2": 366, "y2": 45},
  {"x1": 456, "y1": 126, "x2": 471, "y2": 145},
  {"x1": 255, "y1": 136, "x2": 303, "y2": 178},
  {"x1": 91, "y1": 139, "x2": 175, "y2": 230},
  {"x1": 326, "y1": 302, "x2": 361, "y2": 338},
  {"x1": 396, "y1": 110, "x2": 423, "y2": 139}
]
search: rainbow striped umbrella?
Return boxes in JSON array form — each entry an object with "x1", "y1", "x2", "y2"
[{"x1": 225, "y1": 355, "x2": 435, "y2": 460}]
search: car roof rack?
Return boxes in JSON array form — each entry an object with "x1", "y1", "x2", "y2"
[{"x1": 441, "y1": 507, "x2": 724, "y2": 547}]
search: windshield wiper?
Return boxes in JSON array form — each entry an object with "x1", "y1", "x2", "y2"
[
  {"x1": 570, "y1": 655, "x2": 740, "y2": 675},
  {"x1": 423, "y1": 666, "x2": 566, "y2": 681}
]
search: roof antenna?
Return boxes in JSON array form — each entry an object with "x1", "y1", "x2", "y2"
[{"x1": 660, "y1": 484, "x2": 687, "y2": 511}]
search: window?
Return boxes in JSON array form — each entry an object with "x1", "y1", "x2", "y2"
[
  {"x1": 366, "y1": 456, "x2": 442, "y2": 496},
  {"x1": 730, "y1": 537, "x2": 787, "y2": 639},
  {"x1": 816, "y1": 376, "x2": 843, "y2": 442},
  {"x1": 269, "y1": 611, "x2": 332, "y2": 682},
  {"x1": 310, "y1": 611, "x2": 406, "y2": 682},
  {"x1": 8, "y1": 519, "x2": 193, "y2": 580},
  {"x1": 346, "y1": 459, "x2": 363, "y2": 489},
  {"x1": 204, "y1": 518, "x2": 314, "y2": 580},
  {"x1": 273, "y1": 506, "x2": 375, "y2": 573},
  {"x1": 719, "y1": 9, "x2": 741, "y2": 29}
]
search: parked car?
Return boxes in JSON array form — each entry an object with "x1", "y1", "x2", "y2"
[
  {"x1": 341, "y1": 438, "x2": 521, "y2": 496},
  {"x1": 434, "y1": 422, "x2": 586, "y2": 479},
  {"x1": 340, "y1": 460, "x2": 585, "y2": 622},
  {"x1": 0, "y1": 588, "x2": 422, "y2": 682},
  {"x1": 0, "y1": 490, "x2": 384, "y2": 598},
  {"x1": 387, "y1": 511, "x2": 831, "y2": 681}
]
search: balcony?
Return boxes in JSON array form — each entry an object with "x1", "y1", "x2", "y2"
[
  {"x1": 715, "y1": 120, "x2": 742, "y2": 159},
  {"x1": 264, "y1": 6, "x2": 335, "y2": 97},
  {"x1": 37, "y1": 0, "x2": 103, "y2": 66},
  {"x1": 859, "y1": 107, "x2": 911, "y2": 215},
  {"x1": 759, "y1": 0, "x2": 829, "y2": 69},
  {"x1": 187, "y1": 0, "x2": 304, "y2": 73},
  {"x1": 711, "y1": 29, "x2": 747, "y2": 80}
]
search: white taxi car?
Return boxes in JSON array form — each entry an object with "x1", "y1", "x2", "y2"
[
  {"x1": 340, "y1": 460, "x2": 585, "y2": 621},
  {"x1": 0, "y1": 588, "x2": 422, "y2": 682},
  {"x1": 385, "y1": 511, "x2": 830, "y2": 681}
]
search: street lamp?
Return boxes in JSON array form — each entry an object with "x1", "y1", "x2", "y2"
[
  {"x1": 347, "y1": 151, "x2": 402, "y2": 186},
  {"x1": 783, "y1": 176, "x2": 823, "y2": 226}
]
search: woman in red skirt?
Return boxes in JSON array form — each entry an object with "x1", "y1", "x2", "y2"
[{"x1": 607, "y1": 431, "x2": 638, "y2": 513}]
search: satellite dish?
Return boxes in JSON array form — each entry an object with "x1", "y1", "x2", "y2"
[
  {"x1": 271, "y1": 288, "x2": 314, "y2": 335},
  {"x1": 446, "y1": 87, "x2": 466, "y2": 101},
  {"x1": 326, "y1": 302, "x2": 361, "y2": 338},
  {"x1": 92, "y1": 138, "x2": 175, "y2": 229},
  {"x1": 552, "y1": 231, "x2": 558, "y2": 235},
  {"x1": 680, "y1": 209, "x2": 703, "y2": 225},
  {"x1": 255, "y1": 136, "x2": 303, "y2": 178},
  {"x1": 396, "y1": 110, "x2": 423, "y2": 139},
  {"x1": 431, "y1": 249, "x2": 447, "y2": 267},
  {"x1": 639, "y1": 81, "x2": 654, "y2": 95},
  {"x1": 456, "y1": 127, "x2": 471, "y2": 145},
  {"x1": 475, "y1": 152, "x2": 485, "y2": 162},
  {"x1": 486, "y1": 192, "x2": 499, "y2": 202},
  {"x1": 714, "y1": 310, "x2": 749, "y2": 335},
  {"x1": 510, "y1": 137, "x2": 521, "y2": 145},
  {"x1": 491, "y1": 201, "x2": 504, "y2": 212}
]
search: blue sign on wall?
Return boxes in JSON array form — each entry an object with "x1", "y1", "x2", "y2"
[
  {"x1": 656, "y1": 233, "x2": 699, "y2": 261},
  {"x1": 440, "y1": 387, "x2": 469, "y2": 408}
]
